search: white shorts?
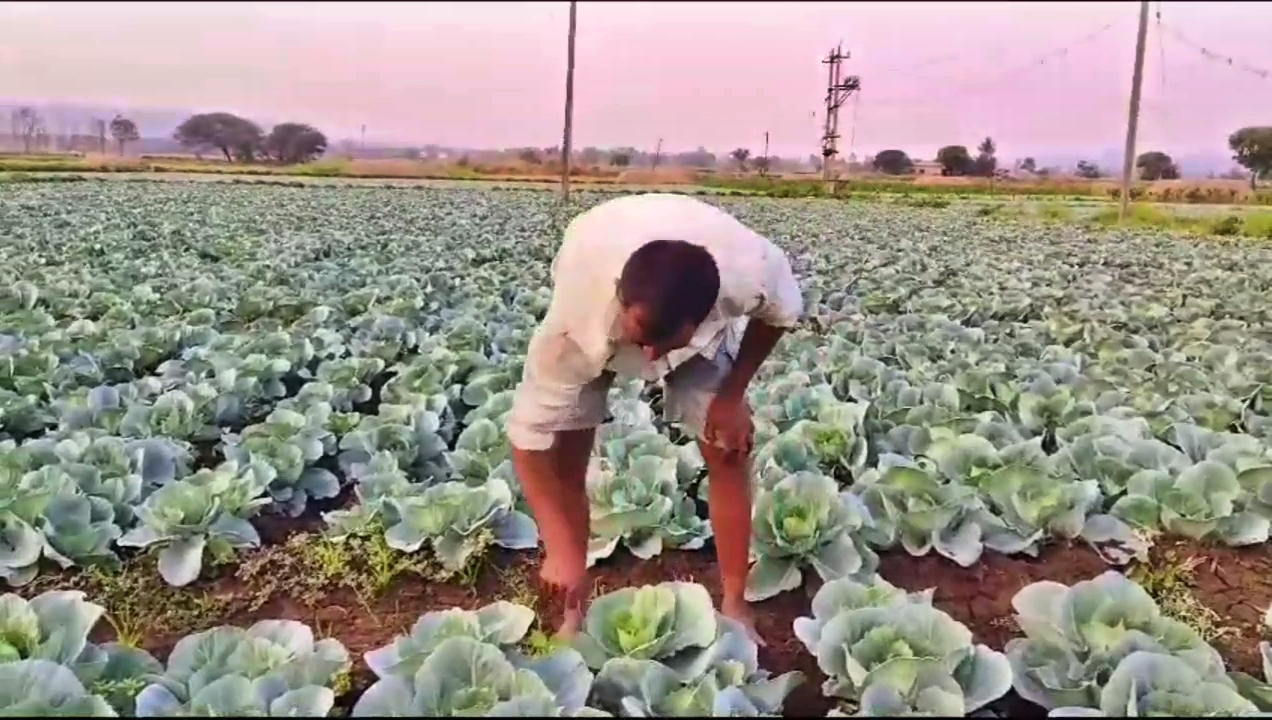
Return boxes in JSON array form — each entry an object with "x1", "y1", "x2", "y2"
[{"x1": 507, "y1": 329, "x2": 736, "y2": 452}]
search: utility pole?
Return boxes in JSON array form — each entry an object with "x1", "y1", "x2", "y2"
[
  {"x1": 1119, "y1": 0, "x2": 1150, "y2": 222},
  {"x1": 761, "y1": 131, "x2": 770, "y2": 176},
  {"x1": 820, "y1": 44, "x2": 861, "y2": 194},
  {"x1": 560, "y1": 0, "x2": 578, "y2": 203},
  {"x1": 360, "y1": 124, "x2": 366, "y2": 156}
]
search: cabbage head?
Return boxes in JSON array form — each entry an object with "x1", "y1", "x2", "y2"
[
  {"x1": 793, "y1": 576, "x2": 1009, "y2": 715},
  {"x1": 383, "y1": 476, "x2": 538, "y2": 573},
  {"x1": 221, "y1": 406, "x2": 339, "y2": 517},
  {"x1": 746, "y1": 471, "x2": 877, "y2": 601},
  {"x1": 1049, "y1": 652, "x2": 1258, "y2": 717},
  {"x1": 574, "y1": 582, "x2": 718, "y2": 678},
  {"x1": 1006, "y1": 571, "x2": 1226, "y2": 711},
  {"x1": 351, "y1": 635, "x2": 592, "y2": 717},
  {"x1": 135, "y1": 619, "x2": 350, "y2": 717},
  {"x1": 586, "y1": 456, "x2": 709, "y2": 567},
  {"x1": 852, "y1": 461, "x2": 985, "y2": 567},
  {"x1": 365, "y1": 601, "x2": 537, "y2": 680},
  {"x1": 0, "y1": 659, "x2": 116, "y2": 716},
  {"x1": 594, "y1": 616, "x2": 802, "y2": 717},
  {"x1": 117, "y1": 460, "x2": 273, "y2": 586},
  {"x1": 1110, "y1": 462, "x2": 1270, "y2": 546}
]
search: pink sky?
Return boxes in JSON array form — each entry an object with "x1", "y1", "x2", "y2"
[{"x1": 1, "y1": 1, "x2": 1268, "y2": 160}]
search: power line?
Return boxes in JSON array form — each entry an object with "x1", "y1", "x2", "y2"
[
  {"x1": 863, "y1": 22, "x2": 1117, "y2": 107},
  {"x1": 1158, "y1": 21, "x2": 1270, "y2": 80}
]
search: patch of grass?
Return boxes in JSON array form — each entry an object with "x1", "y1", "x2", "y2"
[
  {"x1": 895, "y1": 195, "x2": 951, "y2": 209},
  {"x1": 1088, "y1": 203, "x2": 1272, "y2": 240},
  {"x1": 1038, "y1": 202, "x2": 1074, "y2": 222},
  {"x1": 234, "y1": 527, "x2": 495, "y2": 612},
  {"x1": 520, "y1": 628, "x2": 567, "y2": 658},
  {"x1": 1130, "y1": 545, "x2": 1240, "y2": 645},
  {"x1": 29, "y1": 558, "x2": 229, "y2": 647},
  {"x1": 1243, "y1": 211, "x2": 1272, "y2": 239},
  {"x1": 494, "y1": 561, "x2": 538, "y2": 609}
]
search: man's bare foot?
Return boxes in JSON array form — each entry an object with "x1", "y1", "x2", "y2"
[
  {"x1": 540, "y1": 560, "x2": 588, "y2": 640},
  {"x1": 558, "y1": 603, "x2": 584, "y2": 639},
  {"x1": 721, "y1": 599, "x2": 766, "y2": 647}
]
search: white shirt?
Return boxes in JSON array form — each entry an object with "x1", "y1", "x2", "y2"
[{"x1": 540, "y1": 193, "x2": 804, "y2": 382}]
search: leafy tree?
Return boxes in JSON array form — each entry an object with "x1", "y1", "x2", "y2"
[
  {"x1": 264, "y1": 123, "x2": 327, "y2": 164},
  {"x1": 517, "y1": 148, "x2": 542, "y2": 164},
  {"x1": 872, "y1": 149, "x2": 913, "y2": 175},
  {"x1": 1018, "y1": 157, "x2": 1037, "y2": 173},
  {"x1": 936, "y1": 145, "x2": 973, "y2": 176},
  {"x1": 10, "y1": 107, "x2": 42, "y2": 154},
  {"x1": 679, "y1": 147, "x2": 717, "y2": 169},
  {"x1": 730, "y1": 148, "x2": 751, "y2": 172},
  {"x1": 108, "y1": 115, "x2": 140, "y2": 156},
  {"x1": 1075, "y1": 160, "x2": 1104, "y2": 179},
  {"x1": 609, "y1": 150, "x2": 631, "y2": 168},
  {"x1": 174, "y1": 112, "x2": 264, "y2": 163},
  {"x1": 754, "y1": 155, "x2": 771, "y2": 175},
  {"x1": 971, "y1": 136, "x2": 997, "y2": 177},
  {"x1": 1228, "y1": 126, "x2": 1272, "y2": 190},
  {"x1": 1135, "y1": 150, "x2": 1180, "y2": 181}
]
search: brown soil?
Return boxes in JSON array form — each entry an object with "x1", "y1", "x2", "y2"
[{"x1": 32, "y1": 525, "x2": 1272, "y2": 718}]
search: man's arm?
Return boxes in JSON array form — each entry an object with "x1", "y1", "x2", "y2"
[
  {"x1": 716, "y1": 319, "x2": 786, "y2": 401},
  {"x1": 717, "y1": 241, "x2": 804, "y2": 401}
]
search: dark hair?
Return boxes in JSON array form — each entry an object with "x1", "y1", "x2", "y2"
[{"x1": 617, "y1": 239, "x2": 720, "y2": 343}]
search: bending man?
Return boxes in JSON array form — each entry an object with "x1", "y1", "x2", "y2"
[{"x1": 508, "y1": 192, "x2": 803, "y2": 643}]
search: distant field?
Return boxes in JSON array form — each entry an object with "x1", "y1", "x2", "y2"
[{"x1": 1, "y1": 151, "x2": 1268, "y2": 206}]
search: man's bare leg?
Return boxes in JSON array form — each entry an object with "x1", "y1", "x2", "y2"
[
  {"x1": 513, "y1": 427, "x2": 596, "y2": 637},
  {"x1": 699, "y1": 441, "x2": 765, "y2": 646}
]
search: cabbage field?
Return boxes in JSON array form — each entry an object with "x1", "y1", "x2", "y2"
[{"x1": 2, "y1": 180, "x2": 1272, "y2": 716}]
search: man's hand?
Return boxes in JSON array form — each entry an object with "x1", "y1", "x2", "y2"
[{"x1": 703, "y1": 393, "x2": 754, "y2": 459}]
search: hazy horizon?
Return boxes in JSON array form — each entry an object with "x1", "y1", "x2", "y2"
[{"x1": 2, "y1": 1, "x2": 1269, "y2": 162}]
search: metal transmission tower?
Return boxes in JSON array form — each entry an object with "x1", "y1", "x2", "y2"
[{"x1": 820, "y1": 44, "x2": 861, "y2": 194}]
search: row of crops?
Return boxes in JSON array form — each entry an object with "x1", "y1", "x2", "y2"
[
  {"x1": 11, "y1": 569, "x2": 1272, "y2": 716},
  {"x1": 2, "y1": 181, "x2": 1272, "y2": 716}
]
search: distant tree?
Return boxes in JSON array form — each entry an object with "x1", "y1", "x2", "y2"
[
  {"x1": 730, "y1": 148, "x2": 751, "y2": 172},
  {"x1": 1018, "y1": 156, "x2": 1037, "y2": 173},
  {"x1": 753, "y1": 155, "x2": 770, "y2": 175},
  {"x1": 679, "y1": 146, "x2": 717, "y2": 169},
  {"x1": 971, "y1": 136, "x2": 997, "y2": 177},
  {"x1": 108, "y1": 115, "x2": 140, "y2": 156},
  {"x1": 807, "y1": 153, "x2": 823, "y2": 171},
  {"x1": 1228, "y1": 126, "x2": 1272, "y2": 190},
  {"x1": 1075, "y1": 160, "x2": 1104, "y2": 179},
  {"x1": 578, "y1": 146, "x2": 604, "y2": 166},
  {"x1": 936, "y1": 145, "x2": 973, "y2": 176},
  {"x1": 10, "y1": 107, "x2": 42, "y2": 154},
  {"x1": 1135, "y1": 150, "x2": 1180, "y2": 181},
  {"x1": 872, "y1": 149, "x2": 913, "y2": 175},
  {"x1": 517, "y1": 148, "x2": 542, "y2": 164},
  {"x1": 609, "y1": 150, "x2": 631, "y2": 167},
  {"x1": 174, "y1": 112, "x2": 264, "y2": 162},
  {"x1": 264, "y1": 122, "x2": 327, "y2": 164}
]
